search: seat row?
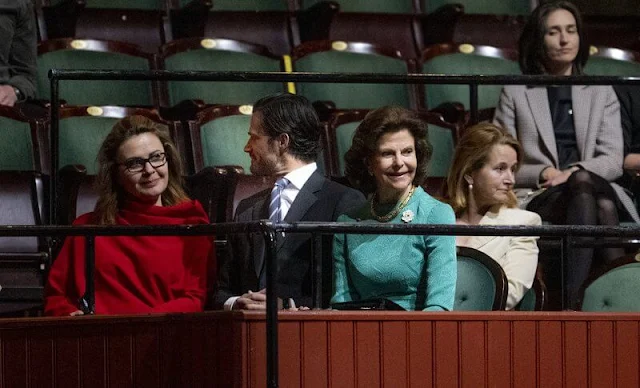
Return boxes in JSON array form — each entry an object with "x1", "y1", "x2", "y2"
[
  {"x1": 34, "y1": 38, "x2": 640, "y2": 114},
  {"x1": 35, "y1": 0, "x2": 537, "y2": 14},
  {"x1": 0, "y1": 103, "x2": 460, "y2": 181},
  {"x1": 35, "y1": 1, "x2": 640, "y2": 58}
]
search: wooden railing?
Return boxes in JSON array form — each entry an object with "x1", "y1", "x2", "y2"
[{"x1": 1, "y1": 311, "x2": 639, "y2": 387}]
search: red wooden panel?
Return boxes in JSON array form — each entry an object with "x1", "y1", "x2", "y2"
[
  {"x1": 328, "y1": 321, "x2": 355, "y2": 388},
  {"x1": 537, "y1": 321, "x2": 563, "y2": 388},
  {"x1": 28, "y1": 329, "x2": 54, "y2": 388},
  {"x1": 355, "y1": 321, "x2": 380, "y2": 388},
  {"x1": 486, "y1": 321, "x2": 511, "y2": 388},
  {"x1": 80, "y1": 330, "x2": 107, "y2": 388},
  {"x1": 408, "y1": 321, "x2": 433, "y2": 388},
  {"x1": 563, "y1": 321, "x2": 588, "y2": 388},
  {"x1": 248, "y1": 321, "x2": 267, "y2": 388},
  {"x1": 214, "y1": 317, "x2": 244, "y2": 388},
  {"x1": 433, "y1": 321, "x2": 459, "y2": 387},
  {"x1": 53, "y1": 328, "x2": 81, "y2": 388},
  {"x1": 615, "y1": 321, "x2": 639, "y2": 387},
  {"x1": 133, "y1": 324, "x2": 161, "y2": 388},
  {"x1": 178, "y1": 321, "x2": 206, "y2": 388},
  {"x1": 106, "y1": 332, "x2": 133, "y2": 387},
  {"x1": 589, "y1": 321, "x2": 614, "y2": 388},
  {"x1": 301, "y1": 321, "x2": 328, "y2": 388},
  {"x1": 459, "y1": 321, "x2": 486, "y2": 388},
  {"x1": 382, "y1": 321, "x2": 407, "y2": 387},
  {"x1": 2, "y1": 329, "x2": 27, "y2": 388},
  {"x1": 512, "y1": 321, "x2": 537, "y2": 388},
  {"x1": 279, "y1": 321, "x2": 301, "y2": 388}
]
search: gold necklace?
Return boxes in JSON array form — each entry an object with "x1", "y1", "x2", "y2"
[{"x1": 370, "y1": 185, "x2": 417, "y2": 222}]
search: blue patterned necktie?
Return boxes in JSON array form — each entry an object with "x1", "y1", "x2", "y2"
[{"x1": 268, "y1": 177, "x2": 289, "y2": 223}]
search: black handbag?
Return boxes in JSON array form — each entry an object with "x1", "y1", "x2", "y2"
[{"x1": 331, "y1": 298, "x2": 405, "y2": 311}]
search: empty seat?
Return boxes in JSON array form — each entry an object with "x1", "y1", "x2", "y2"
[
  {"x1": 210, "y1": 0, "x2": 291, "y2": 11},
  {"x1": 584, "y1": 46, "x2": 640, "y2": 76},
  {"x1": 160, "y1": 38, "x2": 286, "y2": 107},
  {"x1": 292, "y1": 40, "x2": 419, "y2": 110},
  {"x1": 40, "y1": 1, "x2": 167, "y2": 54},
  {"x1": 37, "y1": 38, "x2": 159, "y2": 106},
  {"x1": 188, "y1": 104, "x2": 254, "y2": 172},
  {"x1": 172, "y1": 10, "x2": 298, "y2": 57},
  {"x1": 583, "y1": 15, "x2": 640, "y2": 52},
  {"x1": 426, "y1": 0, "x2": 530, "y2": 15},
  {"x1": 0, "y1": 171, "x2": 50, "y2": 316},
  {"x1": 580, "y1": 255, "x2": 640, "y2": 312},
  {"x1": 0, "y1": 106, "x2": 48, "y2": 173},
  {"x1": 423, "y1": 13, "x2": 526, "y2": 51},
  {"x1": 421, "y1": 43, "x2": 519, "y2": 110},
  {"x1": 301, "y1": 9, "x2": 424, "y2": 60},
  {"x1": 301, "y1": 0, "x2": 418, "y2": 13}
]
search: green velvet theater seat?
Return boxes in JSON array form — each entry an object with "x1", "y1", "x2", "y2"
[
  {"x1": 454, "y1": 246, "x2": 508, "y2": 311},
  {"x1": 161, "y1": 38, "x2": 286, "y2": 107},
  {"x1": 421, "y1": 43, "x2": 519, "y2": 111},
  {"x1": 580, "y1": 256, "x2": 640, "y2": 312},
  {"x1": 37, "y1": 39, "x2": 158, "y2": 106},
  {"x1": 292, "y1": 40, "x2": 418, "y2": 110}
]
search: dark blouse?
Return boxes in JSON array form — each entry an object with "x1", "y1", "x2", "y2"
[{"x1": 547, "y1": 86, "x2": 579, "y2": 169}]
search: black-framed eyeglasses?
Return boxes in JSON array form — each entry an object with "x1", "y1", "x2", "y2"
[{"x1": 118, "y1": 152, "x2": 167, "y2": 173}]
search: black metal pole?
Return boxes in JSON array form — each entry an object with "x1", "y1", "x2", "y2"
[
  {"x1": 312, "y1": 232, "x2": 323, "y2": 309},
  {"x1": 469, "y1": 84, "x2": 479, "y2": 125},
  {"x1": 49, "y1": 77, "x2": 59, "y2": 225},
  {"x1": 263, "y1": 222, "x2": 279, "y2": 388},
  {"x1": 80, "y1": 235, "x2": 96, "y2": 315}
]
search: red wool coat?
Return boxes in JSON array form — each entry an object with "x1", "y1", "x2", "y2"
[{"x1": 45, "y1": 200, "x2": 214, "y2": 316}]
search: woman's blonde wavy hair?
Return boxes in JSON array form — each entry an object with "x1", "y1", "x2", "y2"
[{"x1": 446, "y1": 122, "x2": 522, "y2": 215}]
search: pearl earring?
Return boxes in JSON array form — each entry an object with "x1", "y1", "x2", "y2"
[{"x1": 468, "y1": 183, "x2": 473, "y2": 191}]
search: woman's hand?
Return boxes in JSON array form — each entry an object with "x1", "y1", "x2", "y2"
[
  {"x1": 542, "y1": 166, "x2": 580, "y2": 187},
  {"x1": 69, "y1": 310, "x2": 84, "y2": 316}
]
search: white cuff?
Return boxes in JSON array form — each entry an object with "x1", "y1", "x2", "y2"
[{"x1": 224, "y1": 296, "x2": 240, "y2": 311}]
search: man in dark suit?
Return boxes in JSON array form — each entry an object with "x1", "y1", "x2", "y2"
[{"x1": 213, "y1": 93, "x2": 365, "y2": 310}]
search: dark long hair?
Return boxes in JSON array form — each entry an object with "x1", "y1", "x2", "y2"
[{"x1": 519, "y1": 0, "x2": 589, "y2": 75}]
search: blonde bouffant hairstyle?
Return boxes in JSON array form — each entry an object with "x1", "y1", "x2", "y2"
[
  {"x1": 446, "y1": 122, "x2": 522, "y2": 215},
  {"x1": 93, "y1": 115, "x2": 189, "y2": 225}
]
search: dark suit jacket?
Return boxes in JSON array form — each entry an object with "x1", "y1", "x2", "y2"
[{"x1": 213, "y1": 170, "x2": 366, "y2": 309}]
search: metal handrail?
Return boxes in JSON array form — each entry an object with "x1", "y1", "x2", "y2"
[{"x1": 47, "y1": 69, "x2": 640, "y2": 388}]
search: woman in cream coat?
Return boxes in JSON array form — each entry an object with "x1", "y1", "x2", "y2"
[{"x1": 448, "y1": 123, "x2": 540, "y2": 310}]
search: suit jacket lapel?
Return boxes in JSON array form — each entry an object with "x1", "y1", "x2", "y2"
[
  {"x1": 253, "y1": 195, "x2": 268, "y2": 279},
  {"x1": 571, "y1": 85, "x2": 591, "y2": 158},
  {"x1": 525, "y1": 86, "x2": 559, "y2": 166},
  {"x1": 283, "y1": 171, "x2": 323, "y2": 224}
]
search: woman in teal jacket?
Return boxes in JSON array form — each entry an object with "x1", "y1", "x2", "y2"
[{"x1": 331, "y1": 106, "x2": 457, "y2": 311}]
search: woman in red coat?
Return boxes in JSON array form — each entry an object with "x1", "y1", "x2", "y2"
[{"x1": 45, "y1": 115, "x2": 214, "y2": 316}]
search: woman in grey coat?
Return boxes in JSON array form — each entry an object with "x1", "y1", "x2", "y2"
[{"x1": 493, "y1": 1, "x2": 637, "y2": 309}]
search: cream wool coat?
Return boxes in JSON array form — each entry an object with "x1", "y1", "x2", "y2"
[{"x1": 459, "y1": 205, "x2": 541, "y2": 310}]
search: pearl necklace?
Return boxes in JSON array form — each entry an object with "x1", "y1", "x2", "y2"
[{"x1": 370, "y1": 185, "x2": 417, "y2": 222}]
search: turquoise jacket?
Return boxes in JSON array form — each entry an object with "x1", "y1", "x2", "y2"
[{"x1": 331, "y1": 187, "x2": 457, "y2": 311}]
